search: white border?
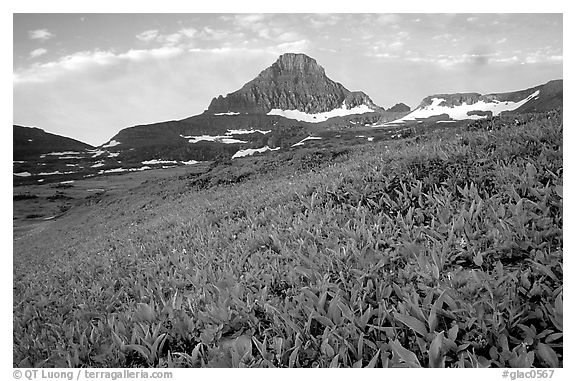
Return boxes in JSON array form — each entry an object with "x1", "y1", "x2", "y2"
[{"x1": 4, "y1": 2, "x2": 571, "y2": 379}]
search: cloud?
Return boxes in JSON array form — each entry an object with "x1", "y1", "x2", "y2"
[
  {"x1": 401, "y1": 48, "x2": 563, "y2": 68},
  {"x1": 396, "y1": 31, "x2": 410, "y2": 40},
  {"x1": 491, "y1": 56, "x2": 520, "y2": 64},
  {"x1": 432, "y1": 33, "x2": 463, "y2": 44},
  {"x1": 223, "y1": 14, "x2": 298, "y2": 43},
  {"x1": 15, "y1": 47, "x2": 184, "y2": 84},
  {"x1": 165, "y1": 28, "x2": 198, "y2": 45},
  {"x1": 135, "y1": 27, "x2": 244, "y2": 48},
  {"x1": 121, "y1": 47, "x2": 184, "y2": 61},
  {"x1": 375, "y1": 14, "x2": 401, "y2": 26},
  {"x1": 307, "y1": 14, "x2": 342, "y2": 28},
  {"x1": 229, "y1": 14, "x2": 267, "y2": 27},
  {"x1": 199, "y1": 27, "x2": 233, "y2": 41},
  {"x1": 402, "y1": 51, "x2": 495, "y2": 68},
  {"x1": 17, "y1": 23, "x2": 302, "y2": 86},
  {"x1": 136, "y1": 28, "x2": 199, "y2": 46},
  {"x1": 29, "y1": 48, "x2": 48, "y2": 58},
  {"x1": 276, "y1": 31, "x2": 301, "y2": 43},
  {"x1": 28, "y1": 29, "x2": 54, "y2": 41},
  {"x1": 368, "y1": 52, "x2": 400, "y2": 59},
  {"x1": 136, "y1": 30, "x2": 159, "y2": 43},
  {"x1": 525, "y1": 53, "x2": 563, "y2": 64},
  {"x1": 219, "y1": 13, "x2": 271, "y2": 38},
  {"x1": 163, "y1": 32, "x2": 185, "y2": 46},
  {"x1": 272, "y1": 40, "x2": 310, "y2": 54}
]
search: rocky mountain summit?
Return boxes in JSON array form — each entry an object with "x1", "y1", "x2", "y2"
[{"x1": 206, "y1": 53, "x2": 380, "y2": 114}]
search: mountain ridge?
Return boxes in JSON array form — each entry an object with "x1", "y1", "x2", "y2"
[
  {"x1": 206, "y1": 53, "x2": 380, "y2": 115},
  {"x1": 386, "y1": 79, "x2": 562, "y2": 125},
  {"x1": 417, "y1": 80, "x2": 561, "y2": 109}
]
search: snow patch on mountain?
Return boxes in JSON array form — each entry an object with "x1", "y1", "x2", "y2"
[
  {"x1": 180, "y1": 134, "x2": 248, "y2": 144},
  {"x1": 44, "y1": 151, "x2": 82, "y2": 156},
  {"x1": 99, "y1": 168, "x2": 126, "y2": 174},
  {"x1": 98, "y1": 166, "x2": 151, "y2": 174},
  {"x1": 38, "y1": 171, "x2": 75, "y2": 175},
  {"x1": 213, "y1": 111, "x2": 241, "y2": 116},
  {"x1": 89, "y1": 149, "x2": 107, "y2": 158},
  {"x1": 268, "y1": 103, "x2": 375, "y2": 123},
  {"x1": 291, "y1": 136, "x2": 323, "y2": 147},
  {"x1": 142, "y1": 159, "x2": 178, "y2": 165},
  {"x1": 103, "y1": 140, "x2": 121, "y2": 148},
  {"x1": 232, "y1": 146, "x2": 280, "y2": 159},
  {"x1": 226, "y1": 129, "x2": 271, "y2": 135}
]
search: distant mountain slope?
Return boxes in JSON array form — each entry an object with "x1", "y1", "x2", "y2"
[
  {"x1": 503, "y1": 79, "x2": 563, "y2": 114},
  {"x1": 383, "y1": 79, "x2": 562, "y2": 126},
  {"x1": 13, "y1": 125, "x2": 94, "y2": 160}
]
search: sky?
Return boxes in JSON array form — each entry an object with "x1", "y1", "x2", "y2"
[{"x1": 13, "y1": 13, "x2": 563, "y2": 146}]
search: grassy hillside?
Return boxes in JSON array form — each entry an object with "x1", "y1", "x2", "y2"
[{"x1": 13, "y1": 110, "x2": 562, "y2": 368}]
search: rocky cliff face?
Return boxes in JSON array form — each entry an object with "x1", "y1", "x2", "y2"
[{"x1": 207, "y1": 53, "x2": 379, "y2": 114}]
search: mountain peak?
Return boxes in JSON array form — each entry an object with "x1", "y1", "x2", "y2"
[
  {"x1": 269, "y1": 53, "x2": 325, "y2": 76},
  {"x1": 253, "y1": 53, "x2": 328, "y2": 87},
  {"x1": 206, "y1": 53, "x2": 379, "y2": 115}
]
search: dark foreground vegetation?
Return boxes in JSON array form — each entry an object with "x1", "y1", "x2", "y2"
[{"x1": 13, "y1": 111, "x2": 562, "y2": 368}]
